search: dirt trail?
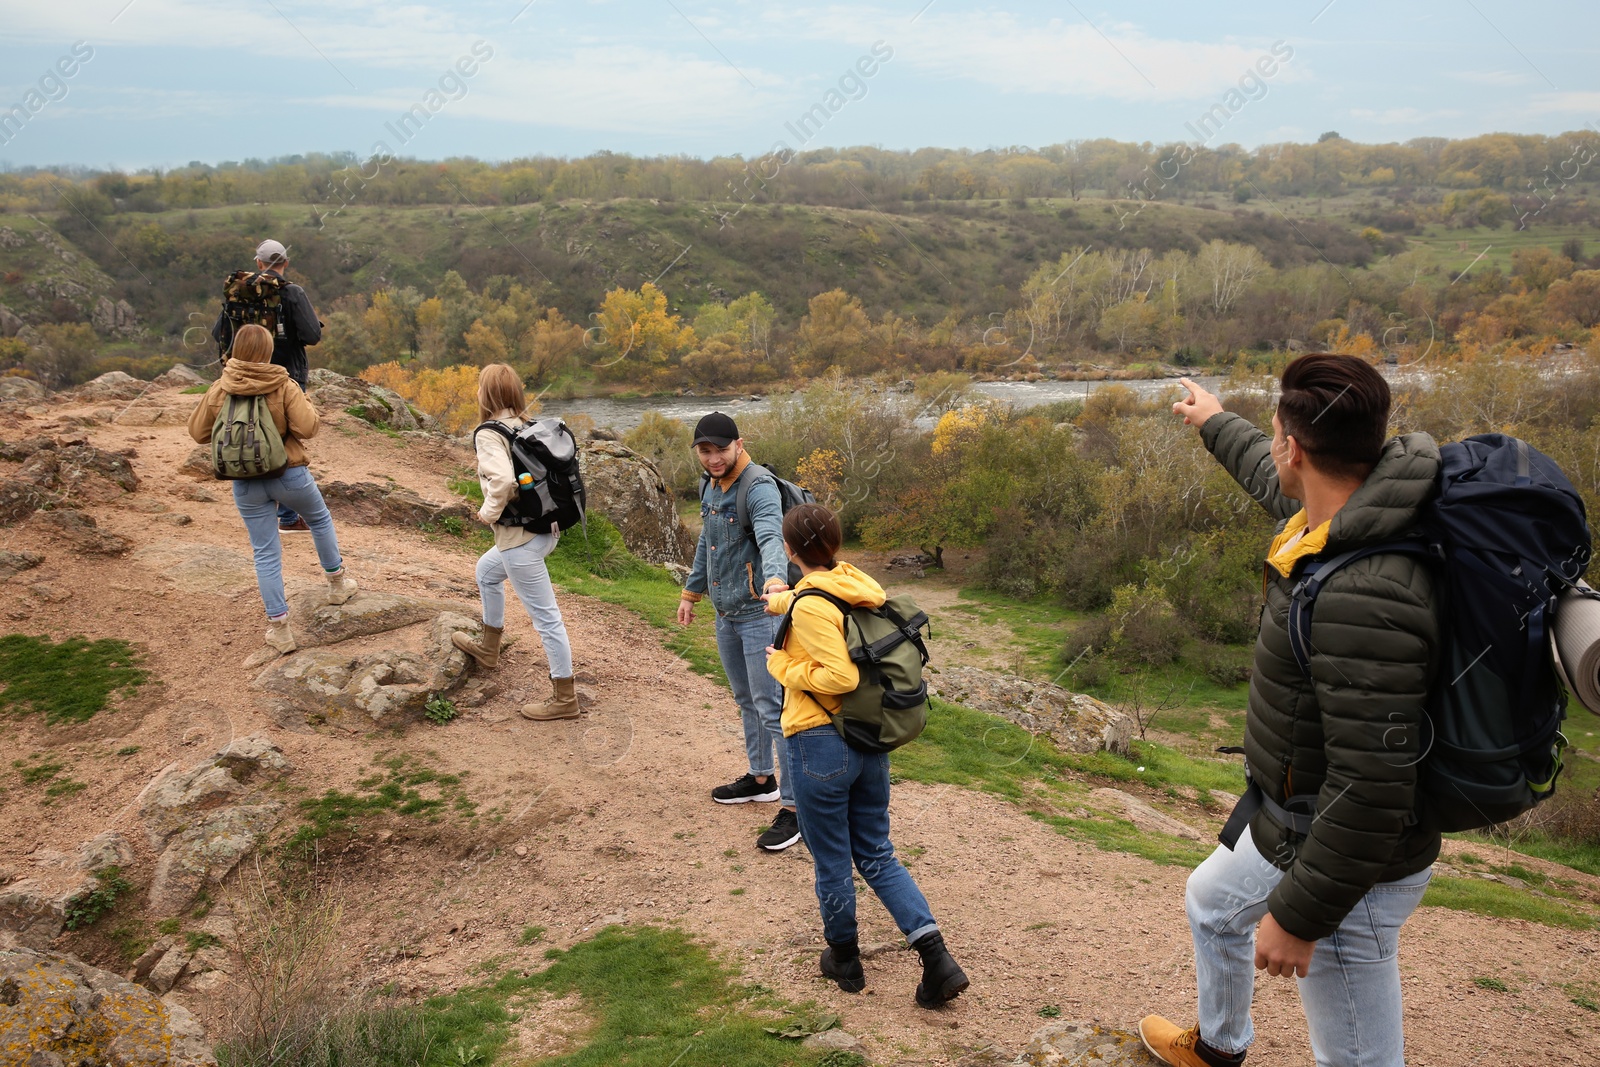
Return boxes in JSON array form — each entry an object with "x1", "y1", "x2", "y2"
[{"x1": 1, "y1": 385, "x2": 1596, "y2": 1066}]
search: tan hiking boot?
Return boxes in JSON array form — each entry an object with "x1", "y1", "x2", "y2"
[
  {"x1": 520, "y1": 675, "x2": 579, "y2": 720},
  {"x1": 265, "y1": 617, "x2": 297, "y2": 654},
  {"x1": 326, "y1": 566, "x2": 359, "y2": 605},
  {"x1": 1139, "y1": 1016, "x2": 1240, "y2": 1067},
  {"x1": 452, "y1": 624, "x2": 503, "y2": 669}
]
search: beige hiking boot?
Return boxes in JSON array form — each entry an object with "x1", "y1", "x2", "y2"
[
  {"x1": 520, "y1": 675, "x2": 579, "y2": 721},
  {"x1": 264, "y1": 616, "x2": 297, "y2": 654},
  {"x1": 452, "y1": 624, "x2": 504, "y2": 669},
  {"x1": 326, "y1": 566, "x2": 359, "y2": 605}
]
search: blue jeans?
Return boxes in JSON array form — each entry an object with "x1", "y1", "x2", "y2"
[
  {"x1": 1186, "y1": 825, "x2": 1432, "y2": 1066},
  {"x1": 474, "y1": 534, "x2": 573, "y2": 679},
  {"x1": 232, "y1": 465, "x2": 343, "y2": 618},
  {"x1": 276, "y1": 377, "x2": 307, "y2": 526},
  {"x1": 786, "y1": 725, "x2": 938, "y2": 946},
  {"x1": 715, "y1": 611, "x2": 791, "y2": 806}
]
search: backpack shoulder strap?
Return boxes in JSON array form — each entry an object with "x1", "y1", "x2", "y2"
[
  {"x1": 1286, "y1": 540, "x2": 1434, "y2": 680},
  {"x1": 774, "y1": 587, "x2": 852, "y2": 650},
  {"x1": 733, "y1": 461, "x2": 775, "y2": 533},
  {"x1": 473, "y1": 419, "x2": 516, "y2": 443}
]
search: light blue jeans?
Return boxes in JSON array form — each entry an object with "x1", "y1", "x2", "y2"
[
  {"x1": 232, "y1": 464, "x2": 343, "y2": 619},
  {"x1": 715, "y1": 610, "x2": 791, "y2": 806},
  {"x1": 1186, "y1": 825, "x2": 1432, "y2": 1066},
  {"x1": 475, "y1": 534, "x2": 573, "y2": 679},
  {"x1": 786, "y1": 724, "x2": 938, "y2": 946}
]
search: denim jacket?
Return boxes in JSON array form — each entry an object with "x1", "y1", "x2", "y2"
[{"x1": 684, "y1": 461, "x2": 788, "y2": 619}]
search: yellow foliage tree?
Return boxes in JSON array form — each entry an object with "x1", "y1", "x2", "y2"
[
  {"x1": 589, "y1": 283, "x2": 696, "y2": 381},
  {"x1": 931, "y1": 404, "x2": 994, "y2": 456},
  {"x1": 795, "y1": 448, "x2": 845, "y2": 509}
]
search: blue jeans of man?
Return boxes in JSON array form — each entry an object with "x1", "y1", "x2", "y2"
[
  {"x1": 232, "y1": 465, "x2": 343, "y2": 618},
  {"x1": 474, "y1": 533, "x2": 573, "y2": 679},
  {"x1": 785, "y1": 725, "x2": 939, "y2": 946},
  {"x1": 276, "y1": 375, "x2": 307, "y2": 526},
  {"x1": 1186, "y1": 824, "x2": 1432, "y2": 1067},
  {"x1": 715, "y1": 610, "x2": 791, "y2": 806}
]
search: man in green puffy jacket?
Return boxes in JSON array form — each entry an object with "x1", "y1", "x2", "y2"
[{"x1": 1141, "y1": 354, "x2": 1442, "y2": 1067}]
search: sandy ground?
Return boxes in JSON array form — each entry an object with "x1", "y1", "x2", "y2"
[{"x1": 1, "y1": 383, "x2": 1598, "y2": 1066}]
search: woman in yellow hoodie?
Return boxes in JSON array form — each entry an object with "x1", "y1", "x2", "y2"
[
  {"x1": 765, "y1": 503, "x2": 968, "y2": 1008},
  {"x1": 187, "y1": 324, "x2": 356, "y2": 657}
]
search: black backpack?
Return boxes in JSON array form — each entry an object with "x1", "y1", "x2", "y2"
[
  {"x1": 1284, "y1": 434, "x2": 1592, "y2": 833},
  {"x1": 475, "y1": 418, "x2": 587, "y2": 533},
  {"x1": 699, "y1": 462, "x2": 815, "y2": 585},
  {"x1": 773, "y1": 588, "x2": 932, "y2": 753}
]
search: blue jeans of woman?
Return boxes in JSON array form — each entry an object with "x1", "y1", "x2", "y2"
[
  {"x1": 715, "y1": 611, "x2": 791, "y2": 806},
  {"x1": 232, "y1": 464, "x2": 343, "y2": 618},
  {"x1": 474, "y1": 534, "x2": 573, "y2": 679},
  {"x1": 1185, "y1": 824, "x2": 1432, "y2": 1066},
  {"x1": 785, "y1": 724, "x2": 938, "y2": 946}
]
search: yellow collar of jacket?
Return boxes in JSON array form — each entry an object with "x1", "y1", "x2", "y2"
[{"x1": 1266, "y1": 509, "x2": 1332, "y2": 578}]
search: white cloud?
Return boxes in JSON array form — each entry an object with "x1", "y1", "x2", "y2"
[
  {"x1": 1349, "y1": 106, "x2": 1464, "y2": 125},
  {"x1": 1524, "y1": 91, "x2": 1600, "y2": 118}
]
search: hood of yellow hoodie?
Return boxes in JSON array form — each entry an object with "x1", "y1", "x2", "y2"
[
  {"x1": 794, "y1": 560, "x2": 886, "y2": 609},
  {"x1": 220, "y1": 358, "x2": 288, "y2": 396}
]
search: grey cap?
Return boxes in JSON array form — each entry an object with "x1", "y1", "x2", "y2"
[{"x1": 255, "y1": 239, "x2": 288, "y2": 266}]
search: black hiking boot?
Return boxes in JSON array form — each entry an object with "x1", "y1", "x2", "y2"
[
  {"x1": 820, "y1": 938, "x2": 866, "y2": 993},
  {"x1": 711, "y1": 772, "x2": 781, "y2": 804},
  {"x1": 911, "y1": 931, "x2": 969, "y2": 1008},
  {"x1": 756, "y1": 808, "x2": 802, "y2": 852}
]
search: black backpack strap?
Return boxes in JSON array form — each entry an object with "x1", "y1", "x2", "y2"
[
  {"x1": 1286, "y1": 540, "x2": 1434, "y2": 680},
  {"x1": 774, "y1": 588, "x2": 852, "y2": 650},
  {"x1": 733, "y1": 462, "x2": 778, "y2": 534}
]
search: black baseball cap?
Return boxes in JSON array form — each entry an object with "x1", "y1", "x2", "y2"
[{"x1": 692, "y1": 412, "x2": 740, "y2": 447}]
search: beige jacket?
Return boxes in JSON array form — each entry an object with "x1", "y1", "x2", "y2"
[
  {"x1": 187, "y1": 357, "x2": 316, "y2": 467},
  {"x1": 474, "y1": 410, "x2": 557, "y2": 553}
]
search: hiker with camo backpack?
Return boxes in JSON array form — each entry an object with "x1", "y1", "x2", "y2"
[
  {"x1": 210, "y1": 238, "x2": 322, "y2": 533},
  {"x1": 762, "y1": 503, "x2": 969, "y2": 1009},
  {"x1": 449, "y1": 364, "x2": 580, "y2": 722},
  {"x1": 1141, "y1": 355, "x2": 1442, "y2": 1067},
  {"x1": 676, "y1": 412, "x2": 801, "y2": 853},
  {"x1": 187, "y1": 324, "x2": 357, "y2": 657}
]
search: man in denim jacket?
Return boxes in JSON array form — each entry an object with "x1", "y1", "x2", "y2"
[{"x1": 676, "y1": 412, "x2": 801, "y2": 852}]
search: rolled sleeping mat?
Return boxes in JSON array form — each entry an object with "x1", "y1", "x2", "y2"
[{"x1": 1553, "y1": 580, "x2": 1600, "y2": 715}]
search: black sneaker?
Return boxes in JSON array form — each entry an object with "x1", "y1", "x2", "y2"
[
  {"x1": 712, "y1": 773, "x2": 781, "y2": 805},
  {"x1": 757, "y1": 808, "x2": 802, "y2": 852}
]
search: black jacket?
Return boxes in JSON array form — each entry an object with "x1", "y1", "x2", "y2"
[
  {"x1": 1203, "y1": 412, "x2": 1444, "y2": 941},
  {"x1": 211, "y1": 271, "x2": 322, "y2": 387}
]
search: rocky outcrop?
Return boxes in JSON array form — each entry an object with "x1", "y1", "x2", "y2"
[
  {"x1": 0, "y1": 878, "x2": 86, "y2": 949},
  {"x1": 580, "y1": 439, "x2": 695, "y2": 566},
  {"x1": 0, "y1": 946, "x2": 216, "y2": 1066},
  {"x1": 319, "y1": 480, "x2": 475, "y2": 529},
  {"x1": 0, "y1": 436, "x2": 140, "y2": 526},
  {"x1": 72, "y1": 370, "x2": 149, "y2": 402},
  {"x1": 90, "y1": 295, "x2": 142, "y2": 337},
  {"x1": 0, "y1": 376, "x2": 44, "y2": 401},
  {"x1": 1089, "y1": 788, "x2": 1203, "y2": 841},
  {"x1": 30, "y1": 510, "x2": 132, "y2": 555},
  {"x1": 254, "y1": 612, "x2": 477, "y2": 731},
  {"x1": 927, "y1": 667, "x2": 1136, "y2": 756},
  {"x1": 138, "y1": 735, "x2": 293, "y2": 917},
  {"x1": 150, "y1": 364, "x2": 207, "y2": 389},
  {"x1": 0, "y1": 481, "x2": 51, "y2": 527},
  {"x1": 1012, "y1": 1020, "x2": 1159, "y2": 1066},
  {"x1": 306, "y1": 368, "x2": 427, "y2": 431},
  {"x1": 283, "y1": 588, "x2": 461, "y2": 649},
  {"x1": 0, "y1": 550, "x2": 43, "y2": 581}
]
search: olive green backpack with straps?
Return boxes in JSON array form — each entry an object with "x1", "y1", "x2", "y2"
[
  {"x1": 774, "y1": 589, "x2": 932, "y2": 753},
  {"x1": 210, "y1": 393, "x2": 289, "y2": 479}
]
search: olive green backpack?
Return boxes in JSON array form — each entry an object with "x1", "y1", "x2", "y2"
[
  {"x1": 211, "y1": 393, "x2": 289, "y2": 479},
  {"x1": 775, "y1": 589, "x2": 932, "y2": 752}
]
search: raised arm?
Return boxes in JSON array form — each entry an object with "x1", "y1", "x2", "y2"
[{"x1": 1174, "y1": 377, "x2": 1299, "y2": 522}]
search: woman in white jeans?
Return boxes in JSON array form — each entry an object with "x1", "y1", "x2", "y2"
[{"x1": 450, "y1": 364, "x2": 578, "y2": 720}]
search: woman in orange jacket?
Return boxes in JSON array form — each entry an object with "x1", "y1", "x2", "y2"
[{"x1": 765, "y1": 502, "x2": 968, "y2": 1008}]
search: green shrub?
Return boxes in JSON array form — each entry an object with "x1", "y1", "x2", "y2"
[
  {"x1": 622, "y1": 410, "x2": 699, "y2": 498},
  {"x1": 65, "y1": 867, "x2": 132, "y2": 930},
  {"x1": 424, "y1": 696, "x2": 458, "y2": 725}
]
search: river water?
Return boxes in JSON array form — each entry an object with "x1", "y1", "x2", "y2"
[{"x1": 548, "y1": 374, "x2": 1230, "y2": 433}]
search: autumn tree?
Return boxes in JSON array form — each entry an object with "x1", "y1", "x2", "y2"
[
  {"x1": 589, "y1": 283, "x2": 696, "y2": 382},
  {"x1": 796, "y1": 289, "x2": 874, "y2": 375}
]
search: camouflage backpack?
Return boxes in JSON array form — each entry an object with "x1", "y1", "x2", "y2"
[{"x1": 218, "y1": 269, "x2": 292, "y2": 359}]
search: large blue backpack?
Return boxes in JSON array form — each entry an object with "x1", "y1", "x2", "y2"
[{"x1": 1286, "y1": 434, "x2": 1593, "y2": 832}]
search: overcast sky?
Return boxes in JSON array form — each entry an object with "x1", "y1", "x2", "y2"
[{"x1": 2, "y1": 0, "x2": 1598, "y2": 169}]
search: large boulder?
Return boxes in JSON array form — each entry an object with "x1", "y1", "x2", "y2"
[
  {"x1": 0, "y1": 878, "x2": 89, "y2": 949},
  {"x1": 0, "y1": 479, "x2": 51, "y2": 526},
  {"x1": 319, "y1": 480, "x2": 475, "y2": 528},
  {"x1": 254, "y1": 611, "x2": 476, "y2": 731},
  {"x1": 0, "y1": 946, "x2": 216, "y2": 1066},
  {"x1": 1013, "y1": 1021, "x2": 1160, "y2": 1066},
  {"x1": 580, "y1": 440, "x2": 695, "y2": 566},
  {"x1": 147, "y1": 804, "x2": 283, "y2": 918},
  {"x1": 29, "y1": 509, "x2": 132, "y2": 555},
  {"x1": 926, "y1": 666, "x2": 1136, "y2": 755},
  {"x1": 151, "y1": 363, "x2": 208, "y2": 389},
  {"x1": 0, "y1": 549, "x2": 43, "y2": 581},
  {"x1": 306, "y1": 368, "x2": 425, "y2": 430},
  {"x1": 0, "y1": 376, "x2": 44, "y2": 401},
  {"x1": 140, "y1": 735, "x2": 294, "y2": 850},
  {"x1": 284, "y1": 588, "x2": 461, "y2": 648},
  {"x1": 73, "y1": 370, "x2": 148, "y2": 401}
]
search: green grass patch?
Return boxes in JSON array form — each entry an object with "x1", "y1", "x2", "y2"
[
  {"x1": 448, "y1": 475, "x2": 484, "y2": 505},
  {"x1": 14, "y1": 755, "x2": 65, "y2": 785},
  {"x1": 1422, "y1": 875, "x2": 1597, "y2": 930},
  {"x1": 1031, "y1": 809, "x2": 1216, "y2": 868},
  {"x1": 64, "y1": 867, "x2": 133, "y2": 930},
  {"x1": 518, "y1": 924, "x2": 546, "y2": 946},
  {"x1": 181, "y1": 384, "x2": 209, "y2": 394},
  {"x1": 1473, "y1": 976, "x2": 1511, "y2": 992},
  {"x1": 0, "y1": 633, "x2": 146, "y2": 723},
  {"x1": 284, "y1": 753, "x2": 474, "y2": 859},
  {"x1": 420, "y1": 925, "x2": 829, "y2": 1067}
]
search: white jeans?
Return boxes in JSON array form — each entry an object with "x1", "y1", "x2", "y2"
[
  {"x1": 474, "y1": 534, "x2": 573, "y2": 679},
  {"x1": 1186, "y1": 826, "x2": 1431, "y2": 1067}
]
